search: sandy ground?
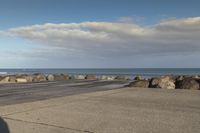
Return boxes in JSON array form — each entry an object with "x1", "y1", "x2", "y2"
[{"x1": 0, "y1": 85, "x2": 200, "y2": 133}]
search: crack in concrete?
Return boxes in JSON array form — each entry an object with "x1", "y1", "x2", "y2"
[{"x1": 3, "y1": 117, "x2": 94, "y2": 133}]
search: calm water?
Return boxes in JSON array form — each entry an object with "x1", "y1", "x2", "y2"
[{"x1": 1, "y1": 68, "x2": 200, "y2": 77}]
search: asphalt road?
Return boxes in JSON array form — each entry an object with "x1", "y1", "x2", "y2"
[{"x1": 0, "y1": 80, "x2": 130, "y2": 106}]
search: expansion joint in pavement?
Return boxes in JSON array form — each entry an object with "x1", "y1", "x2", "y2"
[{"x1": 2, "y1": 117, "x2": 94, "y2": 133}]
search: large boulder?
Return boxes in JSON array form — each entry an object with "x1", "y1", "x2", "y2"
[
  {"x1": 127, "y1": 80, "x2": 149, "y2": 88},
  {"x1": 100, "y1": 75, "x2": 115, "y2": 80},
  {"x1": 0, "y1": 75, "x2": 17, "y2": 83},
  {"x1": 150, "y1": 76, "x2": 176, "y2": 89},
  {"x1": 53, "y1": 74, "x2": 70, "y2": 81},
  {"x1": 62, "y1": 74, "x2": 70, "y2": 80},
  {"x1": 150, "y1": 77, "x2": 162, "y2": 88},
  {"x1": 25, "y1": 76, "x2": 34, "y2": 82},
  {"x1": 47, "y1": 74, "x2": 54, "y2": 81},
  {"x1": 16, "y1": 78, "x2": 28, "y2": 83},
  {"x1": 74, "y1": 75, "x2": 86, "y2": 80},
  {"x1": 8, "y1": 75, "x2": 17, "y2": 83},
  {"x1": 33, "y1": 74, "x2": 47, "y2": 82},
  {"x1": 85, "y1": 75, "x2": 97, "y2": 80},
  {"x1": 158, "y1": 80, "x2": 175, "y2": 89},
  {"x1": 176, "y1": 78, "x2": 200, "y2": 90},
  {"x1": 0, "y1": 76, "x2": 10, "y2": 83},
  {"x1": 16, "y1": 75, "x2": 33, "y2": 83}
]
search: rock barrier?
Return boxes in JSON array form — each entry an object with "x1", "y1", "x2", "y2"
[{"x1": 127, "y1": 75, "x2": 200, "y2": 90}]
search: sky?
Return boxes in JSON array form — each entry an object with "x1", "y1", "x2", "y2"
[{"x1": 0, "y1": 0, "x2": 200, "y2": 68}]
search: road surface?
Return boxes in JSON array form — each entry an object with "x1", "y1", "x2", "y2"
[{"x1": 0, "y1": 80, "x2": 130, "y2": 106}]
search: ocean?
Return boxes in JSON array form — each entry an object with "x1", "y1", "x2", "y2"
[{"x1": 1, "y1": 68, "x2": 200, "y2": 77}]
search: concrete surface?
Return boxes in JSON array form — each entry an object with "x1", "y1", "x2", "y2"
[
  {"x1": 0, "y1": 80, "x2": 129, "y2": 106},
  {"x1": 0, "y1": 87, "x2": 200, "y2": 133}
]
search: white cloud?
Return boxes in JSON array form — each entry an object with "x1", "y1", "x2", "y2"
[{"x1": 5, "y1": 17, "x2": 200, "y2": 58}]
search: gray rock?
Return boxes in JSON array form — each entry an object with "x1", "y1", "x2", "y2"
[
  {"x1": 176, "y1": 75, "x2": 184, "y2": 81},
  {"x1": 149, "y1": 77, "x2": 160, "y2": 88},
  {"x1": 54, "y1": 74, "x2": 70, "y2": 81},
  {"x1": 85, "y1": 75, "x2": 97, "y2": 80},
  {"x1": 115, "y1": 75, "x2": 130, "y2": 80},
  {"x1": 127, "y1": 80, "x2": 149, "y2": 88},
  {"x1": 176, "y1": 78, "x2": 200, "y2": 90}
]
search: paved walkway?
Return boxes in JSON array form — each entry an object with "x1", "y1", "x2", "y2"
[
  {"x1": 0, "y1": 80, "x2": 129, "y2": 106},
  {"x1": 1, "y1": 87, "x2": 200, "y2": 133}
]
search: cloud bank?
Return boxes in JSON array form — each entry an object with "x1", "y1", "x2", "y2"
[{"x1": 6, "y1": 17, "x2": 200, "y2": 58}]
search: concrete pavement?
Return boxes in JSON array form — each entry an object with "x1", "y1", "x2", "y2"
[
  {"x1": 0, "y1": 80, "x2": 129, "y2": 106},
  {"x1": 0, "y1": 87, "x2": 200, "y2": 133}
]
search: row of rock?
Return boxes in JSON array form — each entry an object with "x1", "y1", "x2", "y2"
[
  {"x1": 127, "y1": 75, "x2": 200, "y2": 90},
  {"x1": 0, "y1": 74, "x2": 132, "y2": 84},
  {"x1": 0, "y1": 73, "x2": 50, "y2": 83}
]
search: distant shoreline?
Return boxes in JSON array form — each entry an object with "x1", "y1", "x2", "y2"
[{"x1": 1, "y1": 68, "x2": 200, "y2": 78}]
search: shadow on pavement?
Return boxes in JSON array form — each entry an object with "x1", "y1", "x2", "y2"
[{"x1": 0, "y1": 117, "x2": 10, "y2": 133}]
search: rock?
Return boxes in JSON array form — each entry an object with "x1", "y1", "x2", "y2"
[
  {"x1": 159, "y1": 81, "x2": 175, "y2": 89},
  {"x1": 150, "y1": 76, "x2": 176, "y2": 89},
  {"x1": 107, "y1": 76, "x2": 116, "y2": 80},
  {"x1": 100, "y1": 75, "x2": 115, "y2": 80},
  {"x1": 115, "y1": 75, "x2": 130, "y2": 80},
  {"x1": 62, "y1": 74, "x2": 70, "y2": 80},
  {"x1": 16, "y1": 75, "x2": 33, "y2": 82},
  {"x1": 47, "y1": 74, "x2": 54, "y2": 81},
  {"x1": 0, "y1": 76, "x2": 10, "y2": 83},
  {"x1": 53, "y1": 74, "x2": 70, "y2": 81},
  {"x1": 25, "y1": 76, "x2": 34, "y2": 82},
  {"x1": 134, "y1": 75, "x2": 142, "y2": 80},
  {"x1": 149, "y1": 77, "x2": 160, "y2": 88},
  {"x1": 176, "y1": 78, "x2": 199, "y2": 90},
  {"x1": 8, "y1": 75, "x2": 17, "y2": 83},
  {"x1": 16, "y1": 78, "x2": 28, "y2": 83},
  {"x1": 192, "y1": 75, "x2": 200, "y2": 79},
  {"x1": 127, "y1": 80, "x2": 149, "y2": 88},
  {"x1": 176, "y1": 75, "x2": 184, "y2": 81},
  {"x1": 85, "y1": 75, "x2": 97, "y2": 80},
  {"x1": 74, "y1": 75, "x2": 86, "y2": 80},
  {"x1": 53, "y1": 74, "x2": 63, "y2": 81},
  {"x1": 33, "y1": 74, "x2": 47, "y2": 82}
]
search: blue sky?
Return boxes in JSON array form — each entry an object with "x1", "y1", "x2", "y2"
[
  {"x1": 1, "y1": 0, "x2": 200, "y2": 68},
  {"x1": 1, "y1": 0, "x2": 200, "y2": 28}
]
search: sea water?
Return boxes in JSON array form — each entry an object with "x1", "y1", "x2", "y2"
[{"x1": 1, "y1": 68, "x2": 200, "y2": 77}]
